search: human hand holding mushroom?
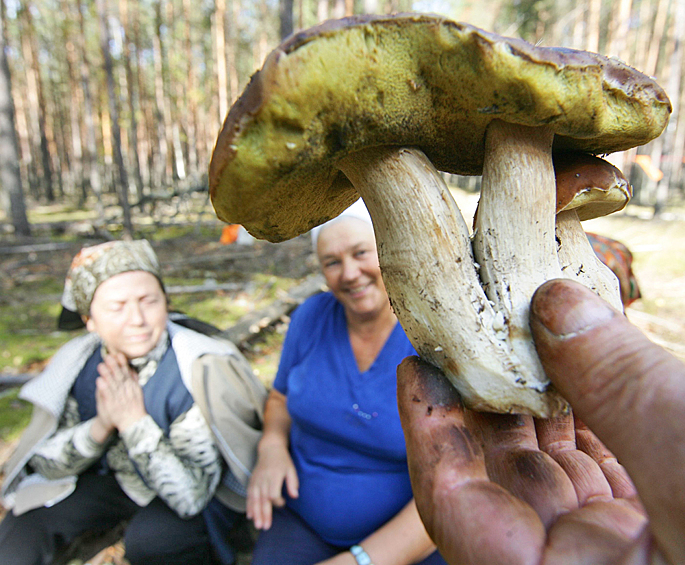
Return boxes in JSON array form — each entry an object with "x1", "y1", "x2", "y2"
[
  {"x1": 209, "y1": 14, "x2": 670, "y2": 418},
  {"x1": 398, "y1": 279, "x2": 685, "y2": 564}
]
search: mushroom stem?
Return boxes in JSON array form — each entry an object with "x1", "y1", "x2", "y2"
[
  {"x1": 556, "y1": 209, "x2": 623, "y2": 311},
  {"x1": 338, "y1": 145, "x2": 568, "y2": 416},
  {"x1": 473, "y1": 120, "x2": 562, "y2": 390}
]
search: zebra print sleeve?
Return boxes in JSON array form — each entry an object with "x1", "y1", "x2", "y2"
[
  {"x1": 120, "y1": 404, "x2": 222, "y2": 518},
  {"x1": 28, "y1": 397, "x2": 107, "y2": 479}
]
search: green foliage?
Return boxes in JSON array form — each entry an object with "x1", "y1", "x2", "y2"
[
  {"x1": 0, "y1": 389, "x2": 33, "y2": 443},
  {"x1": 0, "y1": 279, "x2": 73, "y2": 371}
]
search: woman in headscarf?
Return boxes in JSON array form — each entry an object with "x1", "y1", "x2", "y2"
[
  {"x1": 0, "y1": 240, "x2": 264, "y2": 565},
  {"x1": 247, "y1": 201, "x2": 446, "y2": 565}
]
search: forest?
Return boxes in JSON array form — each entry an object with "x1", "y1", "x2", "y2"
[{"x1": 0, "y1": 0, "x2": 684, "y2": 237}]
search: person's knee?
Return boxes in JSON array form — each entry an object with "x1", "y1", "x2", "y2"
[{"x1": 123, "y1": 517, "x2": 211, "y2": 565}]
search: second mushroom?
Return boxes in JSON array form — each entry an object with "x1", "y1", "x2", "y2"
[{"x1": 209, "y1": 15, "x2": 671, "y2": 417}]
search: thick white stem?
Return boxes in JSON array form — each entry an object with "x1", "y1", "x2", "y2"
[
  {"x1": 339, "y1": 146, "x2": 568, "y2": 416},
  {"x1": 473, "y1": 120, "x2": 562, "y2": 395},
  {"x1": 556, "y1": 209, "x2": 624, "y2": 312}
]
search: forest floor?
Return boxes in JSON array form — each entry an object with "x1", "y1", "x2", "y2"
[{"x1": 0, "y1": 187, "x2": 684, "y2": 564}]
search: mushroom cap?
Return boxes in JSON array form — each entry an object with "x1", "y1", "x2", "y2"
[
  {"x1": 209, "y1": 14, "x2": 671, "y2": 242},
  {"x1": 554, "y1": 153, "x2": 632, "y2": 220}
]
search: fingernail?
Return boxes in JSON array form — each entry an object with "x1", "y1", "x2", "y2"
[{"x1": 531, "y1": 280, "x2": 618, "y2": 337}]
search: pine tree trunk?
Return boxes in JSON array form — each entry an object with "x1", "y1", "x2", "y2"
[
  {"x1": 120, "y1": 0, "x2": 145, "y2": 205},
  {"x1": 76, "y1": 0, "x2": 104, "y2": 219},
  {"x1": 97, "y1": 0, "x2": 133, "y2": 236},
  {"x1": 20, "y1": 5, "x2": 54, "y2": 202},
  {"x1": 0, "y1": 1, "x2": 30, "y2": 237},
  {"x1": 645, "y1": 0, "x2": 670, "y2": 76},
  {"x1": 654, "y1": 0, "x2": 684, "y2": 215},
  {"x1": 227, "y1": 0, "x2": 241, "y2": 104},
  {"x1": 63, "y1": 8, "x2": 87, "y2": 205},
  {"x1": 317, "y1": 0, "x2": 328, "y2": 22},
  {"x1": 586, "y1": 0, "x2": 602, "y2": 52},
  {"x1": 214, "y1": 0, "x2": 229, "y2": 125},
  {"x1": 280, "y1": 0, "x2": 294, "y2": 39},
  {"x1": 183, "y1": 0, "x2": 199, "y2": 178}
]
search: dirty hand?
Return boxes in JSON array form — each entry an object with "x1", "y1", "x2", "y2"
[
  {"x1": 247, "y1": 442, "x2": 299, "y2": 530},
  {"x1": 95, "y1": 352, "x2": 148, "y2": 434},
  {"x1": 398, "y1": 279, "x2": 685, "y2": 565}
]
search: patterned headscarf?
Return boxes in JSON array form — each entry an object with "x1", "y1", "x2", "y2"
[{"x1": 58, "y1": 240, "x2": 163, "y2": 329}]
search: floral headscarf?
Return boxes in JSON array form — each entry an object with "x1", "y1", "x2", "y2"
[{"x1": 58, "y1": 240, "x2": 163, "y2": 329}]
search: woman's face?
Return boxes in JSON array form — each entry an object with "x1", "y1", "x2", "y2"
[
  {"x1": 317, "y1": 218, "x2": 389, "y2": 321},
  {"x1": 86, "y1": 271, "x2": 168, "y2": 359}
]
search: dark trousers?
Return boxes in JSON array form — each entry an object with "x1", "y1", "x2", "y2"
[
  {"x1": 0, "y1": 472, "x2": 213, "y2": 565},
  {"x1": 251, "y1": 505, "x2": 448, "y2": 565}
]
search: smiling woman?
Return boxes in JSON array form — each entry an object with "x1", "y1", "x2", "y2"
[{"x1": 246, "y1": 201, "x2": 447, "y2": 565}]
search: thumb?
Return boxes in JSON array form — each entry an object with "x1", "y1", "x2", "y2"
[{"x1": 530, "y1": 279, "x2": 685, "y2": 564}]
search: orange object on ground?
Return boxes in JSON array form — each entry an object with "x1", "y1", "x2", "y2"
[{"x1": 220, "y1": 224, "x2": 241, "y2": 244}]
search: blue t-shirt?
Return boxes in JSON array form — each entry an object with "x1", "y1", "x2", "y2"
[{"x1": 273, "y1": 292, "x2": 417, "y2": 546}]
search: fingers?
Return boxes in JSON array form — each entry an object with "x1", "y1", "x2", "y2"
[
  {"x1": 543, "y1": 501, "x2": 648, "y2": 564},
  {"x1": 98, "y1": 353, "x2": 133, "y2": 384},
  {"x1": 534, "y1": 414, "x2": 613, "y2": 507},
  {"x1": 531, "y1": 279, "x2": 685, "y2": 563},
  {"x1": 572, "y1": 416, "x2": 638, "y2": 503},
  {"x1": 397, "y1": 357, "x2": 545, "y2": 565},
  {"x1": 247, "y1": 478, "x2": 279, "y2": 530},
  {"x1": 285, "y1": 465, "x2": 299, "y2": 499},
  {"x1": 473, "y1": 410, "x2": 577, "y2": 529},
  {"x1": 247, "y1": 460, "x2": 295, "y2": 530}
]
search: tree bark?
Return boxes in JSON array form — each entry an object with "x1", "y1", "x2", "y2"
[
  {"x1": 654, "y1": 0, "x2": 684, "y2": 214},
  {"x1": 63, "y1": 2, "x2": 86, "y2": 205},
  {"x1": 19, "y1": 4, "x2": 54, "y2": 202},
  {"x1": 317, "y1": 0, "x2": 328, "y2": 22},
  {"x1": 585, "y1": 0, "x2": 602, "y2": 52},
  {"x1": 76, "y1": 0, "x2": 104, "y2": 219},
  {"x1": 152, "y1": 0, "x2": 170, "y2": 187},
  {"x1": 227, "y1": 0, "x2": 241, "y2": 104},
  {"x1": 120, "y1": 0, "x2": 145, "y2": 205},
  {"x1": 645, "y1": 0, "x2": 671, "y2": 76},
  {"x1": 0, "y1": 0, "x2": 30, "y2": 236},
  {"x1": 280, "y1": 0, "x2": 294, "y2": 39},
  {"x1": 96, "y1": 0, "x2": 133, "y2": 236},
  {"x1": 183, "y1": 0, "x2": 199, "y2": 178},
  {"x1": 164, "y1": 0, "x2": 186, "y2": 181},
  {"x1": 214, "y1": 0, "x2": 229, "y2": 125}
]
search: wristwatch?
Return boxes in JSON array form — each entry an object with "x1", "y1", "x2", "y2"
[{"x1": 350, "y1": 545, "x2": 374, "y2": 565}]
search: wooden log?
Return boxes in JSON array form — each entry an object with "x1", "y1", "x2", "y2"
[{"x1": 219, "y1": 273, "x2": 326, "y2": 346}]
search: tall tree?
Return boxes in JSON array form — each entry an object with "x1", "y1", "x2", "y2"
[
  {"x1": 76, "y1": 0, "x2": 104, "y2": 217},
  {"x1": 120, "y1": 0, "x2": 145, "y2": 204},
  {"x1": 183, "y1": 0, "x2": 198, "y2": 178},
  {"x1": 214, "y1": 0, "x2": 229, "y2": 123},
  {"x1": 280, "y1": 0, "x2": 294, "y2": 39},
  {"x1": 19, "y1": 3, "x2": 54, "y2": 201},
  {"x1": 654, "y1": 0, "x2": 684, "y2": 214},
  {"x1": 96, "y1": 0, "x2": 132, "y2": 235},
  {"x1": 0, "y1": 0, "x2": 30, "y2": 236}
]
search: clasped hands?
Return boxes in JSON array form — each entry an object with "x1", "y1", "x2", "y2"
[
  {"x1": 90, "y1": 352, "x2": 148, "y2": 444},
  {"x1": 398, "y1": 279, "x2": 685, "y2": 565}
]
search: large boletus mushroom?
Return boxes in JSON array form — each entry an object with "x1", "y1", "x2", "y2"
[{"x1": 209, "y1": 14, "x2": 671, "y2": 417}]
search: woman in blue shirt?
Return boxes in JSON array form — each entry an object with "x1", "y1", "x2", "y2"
[{"x1": 247, "y1": 201, "x2": 445, "y2": 565}]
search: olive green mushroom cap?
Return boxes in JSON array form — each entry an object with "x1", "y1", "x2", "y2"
[{"x1": 209, "y1": 13, "x2": 671, "y2": 242}]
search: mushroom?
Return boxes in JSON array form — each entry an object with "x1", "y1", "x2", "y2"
[
  {"x1": 472, "y1": 152, "x2": 632, "y2": 312},
  {"x1": 209, "y1": 14, "x2": 671, "y2": 417},
  {"x1": 553, "y1": 153, "x2": 633, "y2": 312}
]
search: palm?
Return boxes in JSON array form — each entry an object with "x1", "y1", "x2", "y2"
[{"x1": 397, "y1": 356, "x2": 650, "y2": 565}]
